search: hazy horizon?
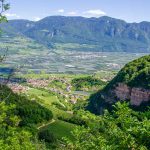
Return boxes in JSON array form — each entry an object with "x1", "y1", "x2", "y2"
[
  {"x1": 5, "y1": 0, "x2": 150, "y2": 23},
  {"x1": 7, "y1": 15, "x2": 150, "y2": 24}
]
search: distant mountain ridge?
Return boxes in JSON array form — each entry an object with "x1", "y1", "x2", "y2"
[{"x1": 1, "y1": 16, "x2": 150, "y2": 52}]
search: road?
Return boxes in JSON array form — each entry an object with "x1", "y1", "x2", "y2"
[{"x1": 37, "y1": 119, "x2": 55, "y2": 130}]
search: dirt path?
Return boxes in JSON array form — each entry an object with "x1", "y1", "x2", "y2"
[{"x1": 37, "y1": 119, "x2": 55, "y2": 130}]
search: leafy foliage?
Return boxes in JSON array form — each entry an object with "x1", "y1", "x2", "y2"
[
  {"x1": 105, "y1": 54, "x2": 150, "y2": 90},
  {"x1": 38, "y1": 128, "x2": 57, "y2": 143},
  {"x1": 0, "y1": 85, "x2": 53, "y2": 126},
  {"x1": 62, "y1": 102, "x2": 150, "y2": 150},
  {"x1": 0, "y1": 0, "x2": 10, "y2": 23},
  {"x1": 0, "y1": 102, "x2": 47, "y2": 150},
  {"x1": 0, "y1": 1, "x2": 47, "y2": 149},
  {"x1": 71, "y1": 76, "x2": 106, "y2": 91}
]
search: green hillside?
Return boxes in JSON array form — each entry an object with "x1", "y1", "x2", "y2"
[
  {"x1": 105, "y1": 54, "x2": 150, "y2": 90},
  {"x1": 88, "y1": 55, "x2": 150, "y2": 114},
  {"x1": 0, "y1": 85, "x2": 53, "y2": 126}
]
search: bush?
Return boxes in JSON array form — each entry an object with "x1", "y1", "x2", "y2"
[
  {"x1": 62, "y1": 102, "x2": 150, "y2": 150},
  {"x1": 71, "y1": 76, "x2": 106, "y2": 91},
  {"x1": 38, "y1": 128, "x2": 56, "y2": 143}
]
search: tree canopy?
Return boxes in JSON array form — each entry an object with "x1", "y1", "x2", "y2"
[{"x1": 62, "y1": 102, "x2": 150, "y2": 150}]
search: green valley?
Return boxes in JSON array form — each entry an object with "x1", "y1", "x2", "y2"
[
  {"x1": 0, "y1": 1, "x2": 150, "y2": 149},
  {"x1": 0, "y1": 35, "x2": 146, "y2": 74}
]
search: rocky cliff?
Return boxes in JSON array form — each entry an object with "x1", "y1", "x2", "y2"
[{"x1": 114, "y1": 83, "x2": 150, "y2": 106}]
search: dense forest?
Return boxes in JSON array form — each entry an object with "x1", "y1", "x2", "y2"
[{"x1": 105, "y1": 55, "x2": 150, "y2": 90}]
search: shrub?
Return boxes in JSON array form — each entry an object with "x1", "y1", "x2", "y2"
[{"x1": 38, "y1": 128, "x2": 57, "y2": 143}]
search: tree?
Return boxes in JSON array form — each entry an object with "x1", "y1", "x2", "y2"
[
  {"x1": 0, "y1": 0, "x2": 10, "y2": 59},
  {"x1": 0, "y1": 0, "x2": 9, "y2": 64},
  {"x1": 0, "y1": 101, "x2": 47, "y2": 150},
  {"x1": 0, "y1": 0, "x2": 10, "y2": 23},
  {"x1": 62, "y1": 102, "x2": 150, "y2": 150},
  {"x1": 0, "y1": 0, "x2": 11, "y2": 99},
  {"x1": 0, "y1": 2, "x2": 47, "y2": 149}
]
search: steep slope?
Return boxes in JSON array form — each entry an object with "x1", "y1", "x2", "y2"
[
  {"x1": 0, "y1": 19, "x2": 34, "y2": 36},
  {"x1": 0, "y1": 85, "x2": 53, "y2": 126},
  {"x1": 24, "y1": 16, "x2": 150, "y2": 52},
  {"x1": 88, "y1": 55, "x2": 150, "y2": 114},
  {"x1": 1, "y1": 16, "x2": 150, "y2": 52}
]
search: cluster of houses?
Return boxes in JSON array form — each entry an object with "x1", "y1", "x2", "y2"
[
  {"x1": 7, "y1": 77, "x2": 87, "y2": 105},
  {"x1": 27, "y1": 78, "x2": 86, "y2": 104},
  {"x1": 49, "y1": 87, "x2": 84, "y2": 104},
  {"x1": 27, "y1": 79, "x2": 50, "y2": 88},
  {"x1": 8, "y1": 83, "x2": 29, "y2": 93}
]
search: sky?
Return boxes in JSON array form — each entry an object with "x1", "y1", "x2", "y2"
[{"x1": 4, "y1": 0, "x2": 150, "y2": 23}]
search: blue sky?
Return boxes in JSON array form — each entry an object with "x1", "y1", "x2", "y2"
[{"x1": 4, "y1": 0, "x2": 150, "y2": 22}]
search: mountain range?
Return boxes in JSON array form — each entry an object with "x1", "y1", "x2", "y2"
[{"x1": 1, "y1": 16, "x2": 150, "y2": 52}]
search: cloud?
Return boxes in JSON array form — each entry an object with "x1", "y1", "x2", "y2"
[
  {"x1": 57, "y1": 9, "x2": 65, "y2": 13},
  {"x1": 5, "y1": 13, "x2": 20, "y2": 18},
  {"x1": 67, "y1": 11, "x2": 77, "y2": 16},
  {"x1": 33, "y1": 17, "x2": 41, "y2": 21},
  {"x1": 83, "y1": 9, "x2": 106, "y2": 17}
]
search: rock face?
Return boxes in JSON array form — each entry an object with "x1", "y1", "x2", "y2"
[
  {"x1": 115, "y1": 83, "x2": 131, "y2": 100},
  {"x1": 114, "y1": 83, "x2": 150, "y2": 106}
]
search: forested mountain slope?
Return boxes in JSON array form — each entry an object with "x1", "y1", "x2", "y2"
[
  {"x1": 88, "y1": 55, "x2": 150, "y2": 114},
  {"x1": 1, "y1": 16, "x2": 150, "y2": 52}
]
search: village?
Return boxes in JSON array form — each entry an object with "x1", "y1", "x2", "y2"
[{"x1": 8, "y1": 76, "x2": 89, "y2": 105}]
